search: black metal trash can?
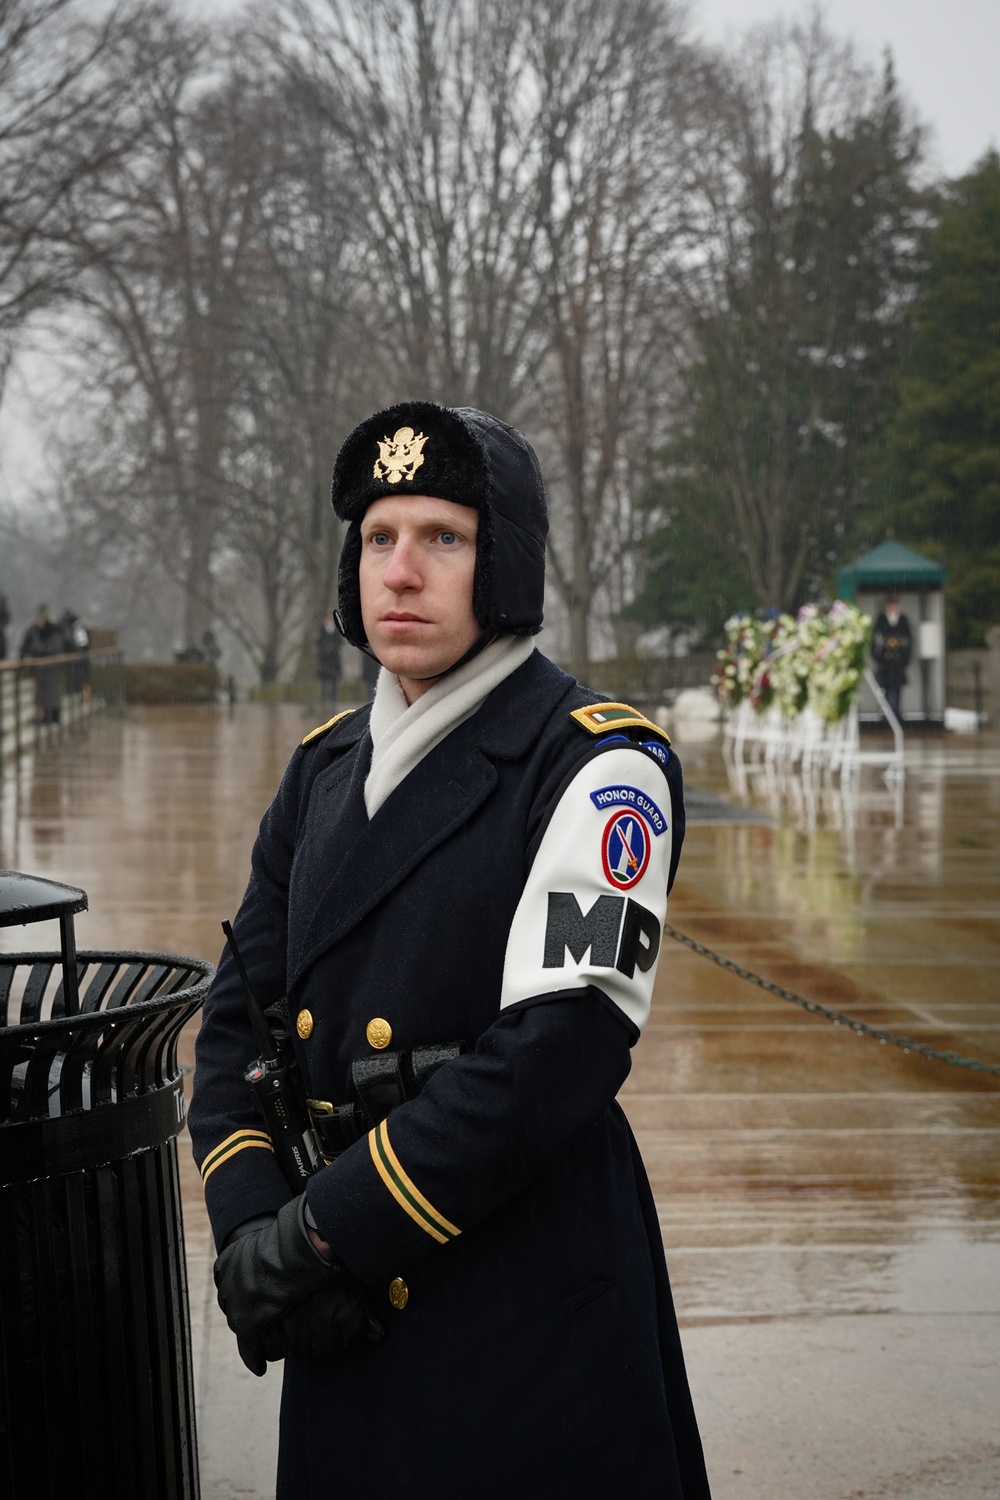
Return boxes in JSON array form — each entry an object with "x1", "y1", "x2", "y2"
[{"x1": 0, "y1": 872, "x2": 212, "y2": 1499}]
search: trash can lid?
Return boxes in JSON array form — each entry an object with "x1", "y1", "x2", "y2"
[{"x1": 0, "y1": 870, "x2": 88, "y2": 928}]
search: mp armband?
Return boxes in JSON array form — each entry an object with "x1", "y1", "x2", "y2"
[{"x1": 499, "y1": 744, "x2": 672, "y2": 1036}]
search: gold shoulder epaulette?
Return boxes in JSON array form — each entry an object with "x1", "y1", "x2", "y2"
[
  {"x1": 301, "y1": 708, "x2": 356, "y2": 747},
  {"x1": 571, "y1": 701, "x2": 671, "y2": 744}
]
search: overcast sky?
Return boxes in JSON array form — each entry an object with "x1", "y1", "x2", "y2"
[
  {"x1": 190, "y1": 0, "x2": 999, "y2": 175},
  {"x1": 695, "y1": 0, "x2": 999, "y2": 176},
  {"x1": 1, "y1": 0, "x2": 997, "y2": 512},
  {"x1": 198, "y1": 0, "x2": 1000, "y2": 175}
]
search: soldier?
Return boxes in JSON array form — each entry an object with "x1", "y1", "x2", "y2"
[
  {"x1": 315, "y1": 609, "x2": 342, "y2": 707},
  {"x1": 19, "y1": 603, "x2": 63, "y2": 724},
  {"x1": 873, "y1": 593, "x2": 912, "y2": 723},
  {"x1": 190, "y1": 402, "x2": 711, "y2": 1500}
]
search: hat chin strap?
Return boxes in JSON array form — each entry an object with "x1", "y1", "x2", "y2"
[
  {"x1": 333, "y1": 610, "x2": 497, "y2": 682},
  {"x1": 410, "y1": 629, "x2": 496, "y2": 681}
]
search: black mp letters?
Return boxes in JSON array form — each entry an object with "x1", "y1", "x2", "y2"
[
  {"x1": 615, "y1": 898, "x2": 661, "y2": 978},
  {"x1": 543, "y1": 893, "x2": 623, "y2": 967},
  {"x1": 543, "y1": 892, "x2": 660, "y2": 976}
]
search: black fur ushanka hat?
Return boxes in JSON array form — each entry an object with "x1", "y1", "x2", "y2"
[{"x1": 331, "y1": 401, "x2": 548, "y2": 653}]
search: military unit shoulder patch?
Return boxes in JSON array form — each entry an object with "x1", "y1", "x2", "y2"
[
  {"x1": 570, "y1": 702, "x2": 671, "y2": 745},
  {"x1": 301, "y1": 708, "x2": 357, "y2": 747}
]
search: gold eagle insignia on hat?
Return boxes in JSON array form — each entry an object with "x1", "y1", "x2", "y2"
[{"x1": 373, "y1": 426, "x2": 429, "y2": 484}]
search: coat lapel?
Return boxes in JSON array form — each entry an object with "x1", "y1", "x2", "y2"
[{"x1": 287, "y1": 651, "x2": 577, "y2": 989}]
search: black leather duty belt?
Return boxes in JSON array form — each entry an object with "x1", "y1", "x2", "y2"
[{"x1": 307, "y1": 1042, "x2": 462, "y2": 1163}]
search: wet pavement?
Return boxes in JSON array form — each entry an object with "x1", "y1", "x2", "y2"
[{"x1": 2, "y1": 703, "x2": 998, "y2": 1499}]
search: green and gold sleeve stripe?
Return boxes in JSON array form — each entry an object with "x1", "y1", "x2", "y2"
[
  {"x1": 200, "y1": 1128, "x2": 274, "y2": 1185},
  {"x1": 369, "y1": 1121, "x2": 461, "y2": 1245},
  {"x1": 570, "y1": 702, "x2": 670, "y2": 743}
]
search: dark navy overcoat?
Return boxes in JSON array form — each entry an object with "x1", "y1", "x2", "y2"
[{"x1": 190, "y1": 650, "x2": 711, "y2": 1500}]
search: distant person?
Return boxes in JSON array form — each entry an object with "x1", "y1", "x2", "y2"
[
  {"x1": 316, "y1": 610, "x2": 342, "y2": 707},
  {"x1": 873, "y1": 595, "x2": 912, "y2": 724},
  {"x1": 0, "y1": 591, "x2": 9, "y2": 660},
  {"x1": 202, "y1": 629, "x2": 222, "y2": 667},
  {"x1": 20, "y1": 604, "x2": 63, "y2": 724},
  {"x1": 20, "y1": 604, "x2": 58, "y2": 659},
  {"x1": 361, "y1": 646, "x2": 379, "y2": 702}
]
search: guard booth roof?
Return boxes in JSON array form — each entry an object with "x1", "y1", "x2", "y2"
[{"x1": 837, "y1": 540, "x2": 946, "y2": 601}]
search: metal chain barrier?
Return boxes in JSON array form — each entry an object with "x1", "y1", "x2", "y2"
[{"x1": 663, "y1": 922, "x2": 1000, "y2": 1079}]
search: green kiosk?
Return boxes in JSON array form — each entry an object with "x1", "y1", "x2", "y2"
[{"x1": 837, "y1": 539, "x2": 946, "y2": 725}]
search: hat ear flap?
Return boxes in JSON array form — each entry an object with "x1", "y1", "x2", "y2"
[
  {"x1": 336, "y1": 523, "x2": 367, "y2": 648},
  {"x1": 471, "y1": 502, "x2": 494, "y2": 629},
  {"x1": 487, "y1": 512, "x2": 546, "y2": 633}
]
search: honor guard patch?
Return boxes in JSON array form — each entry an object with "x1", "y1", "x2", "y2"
[
  {"x1": 301, "y1": 708, "x2": 356, "y2": 746},
  {"x1": 601, "y1": 811, "x2": 652, "y2": 890},
  {"x1": 640, "y1": 738, "x2": 670, "y2": 767},
  {"x1": 373, "y1": 426, "x2": 429, "y2": 485},
  {"x1": 590, "y1": 784, "x2": 667, "y2": 835},
  {"x1": 571, "y1": 702, "x2": 671, "y2": 743}
]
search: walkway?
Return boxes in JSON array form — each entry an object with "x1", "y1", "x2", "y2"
[{"x1": 2, "y1": 704, "x2": 998, "y2": 1499}]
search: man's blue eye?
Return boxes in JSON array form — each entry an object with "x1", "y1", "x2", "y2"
[{"x1": 440, "y1": 532, "x2": 458, "y2": 544}]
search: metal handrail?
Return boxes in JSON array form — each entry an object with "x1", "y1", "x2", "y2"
[
  {"x1": 846, "y1": 667, "x2": 906, "y2": 779},
  {"x1": 5, "y1": 653, "x2": 91, "y2": 669},
  {"x1": 0, "y1": 649, "x2": 125, "y2": 771},
  {"x1": 0, "y1": 647, "x2": 123, "y2": 670}
]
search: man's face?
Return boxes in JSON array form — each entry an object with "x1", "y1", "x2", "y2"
[{"x1": 359, "y1": 494, "x2": 480, "y2": 699}]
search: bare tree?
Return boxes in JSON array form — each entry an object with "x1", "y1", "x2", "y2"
[
  {"x1": 526, "y1": 0, "x2": 696, "y2": 671},
  {"x1": 271, "y1": 0, "x2": 698, "y2": 672},
  {"x1": 215, "y1": 429, "x2": 309, "y2": 683},
  {"x1": 0, "y1": 0, "x2": 152, "y2": 400},
  {"x1": 64, "y1": 10, "x2": 283, "y2": 645},
  {"x1": 665, "y1": 16, "x2": 927, "y2": 611},
  {"x1": 47, "y1": 19, "x2": 375, "y2": 681},
  {"x1": 234, "y1": 68, "x2": 378, "y2": 679},
  {"x1": 273, "y1": 0, "x2": 554, "y2": 417}
]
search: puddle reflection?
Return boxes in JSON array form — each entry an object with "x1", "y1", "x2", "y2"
[
  {"x1": 646, "y1": 724, "x2": 1000, "y2": 1320},
  {"x1": 2, "y1": 706, "x2": 998, "y2": 1326}
]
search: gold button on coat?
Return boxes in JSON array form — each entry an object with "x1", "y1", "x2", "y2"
[
  {"x1": 388, "y1": 1277, "x2": 409, "y2": 1310},
  {"x1": 366, "y1": 1017, "x2": 392, "y2": 1050},
  {"x1": 296, "y1": 1009, "x2": 314, "y2": 1040}
]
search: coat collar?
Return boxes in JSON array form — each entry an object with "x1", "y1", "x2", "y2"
[
  {"x1": 468, "y1": 649, "x2": 576, "y2": 759},
  {"x1": 287, "y1": 651, "x2": 576, "y2": 988},
  {"x1": 310, "y1": 650, "x2": 572, "y2": 758}
]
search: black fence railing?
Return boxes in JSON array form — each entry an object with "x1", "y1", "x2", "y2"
[{"x1": 0, "y1": 650, "x2": 125, "y2": 770}]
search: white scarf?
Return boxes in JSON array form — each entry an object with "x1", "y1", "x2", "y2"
[{"x1": 365, "y1": 635, "x2": 535, "y2": 818}]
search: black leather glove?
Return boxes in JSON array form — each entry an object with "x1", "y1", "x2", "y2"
[{"x1": 214, "y1": 1194, "x2": 383, "y2": 1376}]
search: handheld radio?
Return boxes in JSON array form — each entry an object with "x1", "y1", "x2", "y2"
[{"x1": 221, "y1": 920, "x2": 319, "y2": 1188}]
